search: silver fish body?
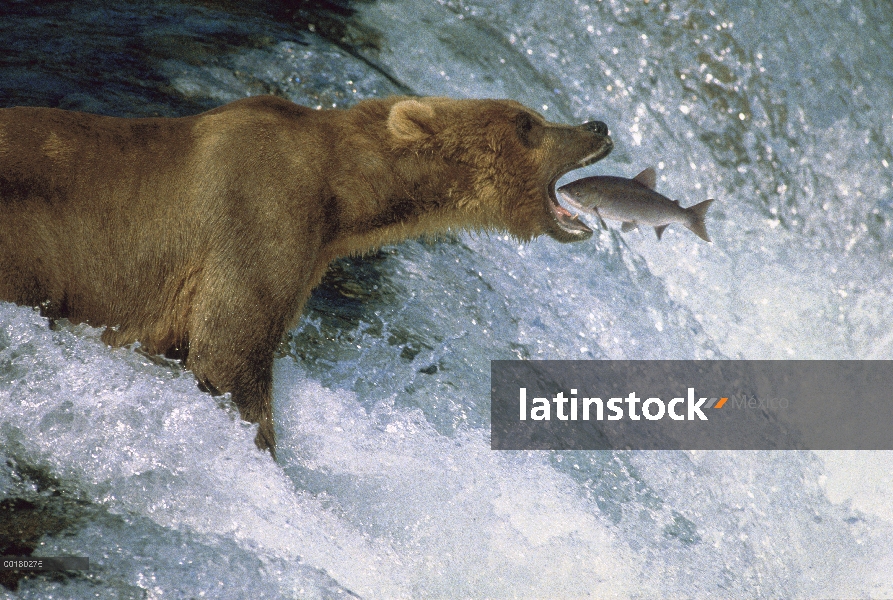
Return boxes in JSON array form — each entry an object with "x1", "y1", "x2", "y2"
[{"x1": 557, "y1": 167, "x2": 713, "y2": 242}]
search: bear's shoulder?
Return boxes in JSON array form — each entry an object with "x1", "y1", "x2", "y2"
[{"x1": 201, "y1": 95, "x2": 314, "y2": 121}]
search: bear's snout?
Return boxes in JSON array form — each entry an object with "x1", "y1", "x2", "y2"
[{"x1": 582, "y1": 121, "x2": 609, "y2": 137}]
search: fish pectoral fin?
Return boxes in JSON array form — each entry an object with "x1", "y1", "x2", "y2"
[
  {"x1": 621, "y1": 221, "x2": 638, "y2": 232},
  {"x1": 654, "y1": 224, "x2": 668, "y2": 240},
  {"x1": 593, "y1": 209, "x2": 609, "y2": 229}
]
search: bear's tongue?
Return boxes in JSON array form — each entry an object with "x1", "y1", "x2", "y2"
[
  {"x1": 555, "y1": 203, "x2": 591, "y2": 231},
  {"x1": 553, "y1": 202, "x2": 575, "y2": 219},
  {"x1": 549, "y1": 183, "x2": 593, "y2": 239}
]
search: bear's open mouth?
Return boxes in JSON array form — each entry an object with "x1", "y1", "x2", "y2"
[
  {"x1": 547, "y1": 176, "x2": 593, "y2": 241},
  {"x1": 543, "y1": 133, "x2": 612, "y2": 242}
]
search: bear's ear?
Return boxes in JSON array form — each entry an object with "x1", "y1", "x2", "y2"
[{"x1": 387, "y1": 99, "x2": 436, "y2": 143}]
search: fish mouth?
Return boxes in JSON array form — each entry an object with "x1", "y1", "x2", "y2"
[
  {"x1": 545, "y1": 138, "x2": 613, "y2": 243},
  {"x1": 547, "y1": 176, "x2": 593, "y2": 242}
]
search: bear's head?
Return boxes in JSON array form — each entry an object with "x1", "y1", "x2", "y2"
[{"x1": 385, "y1": 97, "x2": 612, "y2": 242}]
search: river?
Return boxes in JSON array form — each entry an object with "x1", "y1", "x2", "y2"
[{"x1": 1, "y1": 0, "x2": 892, "y2": 597}]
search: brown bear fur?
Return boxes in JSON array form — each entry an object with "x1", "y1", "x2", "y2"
[{"x1": 0, "y1": 95, "x2": 612, "y2": 456}]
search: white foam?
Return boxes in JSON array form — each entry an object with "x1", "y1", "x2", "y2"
[
  {"x1": 274, "y1": 364, "x2": 638, "y2": 598},
  {"x1": 0, "y1": 304, "x2": 638, "y2": 597},
  {"x1": 0, "y1": 304, "x2": 402, "y2": 597}
]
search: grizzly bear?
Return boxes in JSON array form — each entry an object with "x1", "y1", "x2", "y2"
[{"x1": 0, "y1": 95, "x2": 612, "y2": 456}]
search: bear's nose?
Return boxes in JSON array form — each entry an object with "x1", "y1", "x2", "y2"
[{"x1": 582, "y1": 120, "x2": 609, "y2": 136}]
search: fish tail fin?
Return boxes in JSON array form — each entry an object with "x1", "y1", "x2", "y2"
[{"x1": 685, "y1": 199, "x2": 714, "y2": 242}]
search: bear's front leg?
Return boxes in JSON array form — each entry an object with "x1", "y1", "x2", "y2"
[
  {"x1": 188, "y1": 334, "x2": 278, "y2": 457},
  {"x1": 185, "y1": 290, "x2": 285, "y2": 459}
]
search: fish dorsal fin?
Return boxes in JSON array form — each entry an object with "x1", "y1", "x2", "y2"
[
  {"x1": 654, "y1": 224, "x2": 668, "y2": 240},
  {"x1": 621, "y1": 221, "x2": 638, "y2": 232},
  {"x1": 633, "y1": 167, "x2": 657, "y2": 190}
]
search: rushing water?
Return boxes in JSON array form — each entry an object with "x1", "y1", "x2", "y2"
[{"x1": 1, "y1": 0, "x2": 892, "y2": 597}]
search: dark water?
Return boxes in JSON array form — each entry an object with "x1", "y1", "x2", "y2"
[{"x1": 1, "y1": 0, "x2": 892, "y2": 597}]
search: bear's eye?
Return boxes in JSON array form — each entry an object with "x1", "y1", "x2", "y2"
[{"x1": 515, "y1": 112, "x2": 542, "y2": 148}]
